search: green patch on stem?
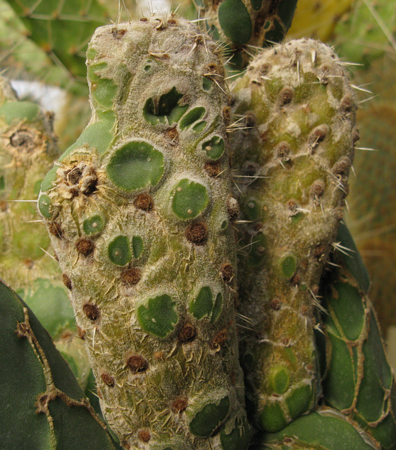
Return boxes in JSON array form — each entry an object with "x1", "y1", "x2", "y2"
[
  {"x1": 172, "y1": 179, "x2": 209, "y2": 219},
  {"x1": 107, "y1": 141, "x2": 164, "y2": 191},
  {"x1": 108, "y1": 236, "x2": 131, "y2": 266},
  {"x1": 259, "y1": 401, "x2": 287, "y2": 432},
  {"x1": 38, "y1": 194, "x2": 51, "y2": 218},
  {"x1": 137, "y1": 295, "x2": 178, "y2": 338},
  {"x1": 211, "y1": 293, "x2": 223, "y2": 323},
  {"x1": 83, "y1": 215, "x2": 105, "y2": 235},
  {"x1": 132, "y1": 236, "x2": 144, "y2": 258},
  {"x1": 190, "y1": 286, "x2": 213, "y2": 320},
  {"x1": 189, "y1": 396, "x2": 230, "y2": 437},
  {"x1": 143, "y1": 87, "x2": 187, "y2": 125},
  {"x1": 269, "y1": 366, "x2": 290, "y2": 395},
  {"x1": 202, "y1": 135, "x2": 225, "y2": 160},
  {"x1": 180, "y1": 107, "x2": 205, "y2": 130}
]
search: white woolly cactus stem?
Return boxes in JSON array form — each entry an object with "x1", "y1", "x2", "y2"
[
  {"x1": 39, "y1": 15, "x2": 249, "y2": 450},
  {"x1": 230, "y1": 39, "x2": 357, "y2": 432}
]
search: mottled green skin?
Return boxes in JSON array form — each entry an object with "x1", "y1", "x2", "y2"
[
  {"x1": 0, "y1": 278, "x2": 117, "y2": 450},
  {"x1": 230, "y1": 39, "x2": 356, "y2": 432},
  {"x1": 39, "y1": 17, "x2": 248, "y2": 449},
  {"x1": 320, "y1": 223, "x2": 396, "y2": 450},
  {"x1": 194, "y1": 0, "x2": 298, "y2": 70},
  {"x1": 250, "y1": 408, "x2": 378, "y2": 449}
]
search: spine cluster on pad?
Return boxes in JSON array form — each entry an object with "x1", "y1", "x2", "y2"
[
  {"x1": 38, "y1": 16, "x2": 248, "y2": 450},
  {"x1": 229, "y1": 38, "x2": 357, "y2": 432}
]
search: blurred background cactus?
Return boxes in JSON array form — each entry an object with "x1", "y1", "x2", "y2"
[{"x1": 2, "y1": 0, "x2": 396, "y2": 448}]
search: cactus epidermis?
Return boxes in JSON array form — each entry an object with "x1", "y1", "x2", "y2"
[
  {"x1": 39, "y1": 15, "x2": 248, "y2": 450},
  {"x1": 230, "y1": 38, "x2": 356, "y2": 432}
]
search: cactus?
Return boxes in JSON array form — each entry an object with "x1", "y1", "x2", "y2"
[
  {"x1": 38, "y1": 15, "x2": 249, "y2": 449},
  {"x1": 0, "y1": 76, "x2": 74, "y2": 330},
  {"x1": 228, "y1": 38, "x2": 356, "y2": 432},
  {"x1": 319, "y1": 222, "x2": 396, "y2": 450},
  {"x1": 194, "y1": 0, "x2": 298, "y2": 70},
  {"x1": 250, "y1": 407, "x2": 379, "y2": 449},
  {"x1": 1, "y1": 1, "x2": 396, "y2": 448},
  {"x1": 0, "y1": 277, "x2": 118, "y2": 449}
]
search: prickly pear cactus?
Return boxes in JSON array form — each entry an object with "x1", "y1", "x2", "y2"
[
  {"x1": 320, "y1": 222, "x2": 396, "y2": 450},
  {"x1": 5, "y1": 0, "x2": 109, "y2": 82},
  {"x1": 194, "y1": 0, "x2": 298, "y2": 69},
  {"x1": 0, "y1": 278, "x2": 117, "y2": 449},
  {"x1": 229, "y1": 39, "x2": 357, "y2": 432},
  {"x1": 0, "y1": 76, "x2": 75, "y2": 331},
  {"x1": 39, "y1": 16, "x2": 249, "y2": 449},
  {"x1": 250, "y1": 407, "x2": 379, "y2": 449}
]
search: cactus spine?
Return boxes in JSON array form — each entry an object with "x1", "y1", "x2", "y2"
[
  {"x1": 229, "y1": 39, "x2": 356, "y2": 432},
  {"x1": 39, "y1": 16, "x2": 248, "y2": 449}
]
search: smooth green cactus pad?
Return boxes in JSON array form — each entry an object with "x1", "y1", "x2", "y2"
[
  {"x1": 0, "y1": 278, "x2": 117, "y2": 449},
  {"x1": 250, "y1": 408, "x2": 379, "y2": 449},
  {"x1": 320, "y1": 223, "x2": 396, "y2": 450},
  {"x1": 39, "y1": 15, "x2": 248, "y2": 449},
  {"x1": 230, "y1": 39, "x2": 357, "y2": 432}
]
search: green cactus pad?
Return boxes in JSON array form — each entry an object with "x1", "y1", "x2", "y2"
[
  {"x1": 0, "y1": 279, "x2": 116, "y2": 450},
  {"x1": 252, "y1": 409, "x2": 378, "y2": 450},
  {"x1": 231, "y1": 39, "x2": 356, "y2": 431},
  {"x1": 107, "y1": 141, "x2": 164, "y2": 191},
  {"x1": 218, "y1": 0, "x2": 252, "y2": 45},
  {"x1": 38, "y1": 17, "x2": 247, "y2": 448},
  {"x1": 137, "y1": 295, "x2": 178, "y2": 338},
  {"x1": 171, "y1": 179, "x2": 209, "y2": 219},
  {"x1": 189, "y1": 395, "x2": 230, "y2": 437},
  {"x1": 320, "y1": 224, "x2": 396, "y2": 449},
  {"x1": 108, "y1": 236, "x2": 132, "y2": 266}
]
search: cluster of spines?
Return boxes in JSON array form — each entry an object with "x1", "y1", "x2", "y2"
[
  {"x1": 39, "y1": 15, "x2": 248, "y2": 449},
  {"x1": 228, "y1": 38, "x2": 357, "y2": 432}
]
